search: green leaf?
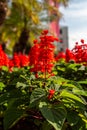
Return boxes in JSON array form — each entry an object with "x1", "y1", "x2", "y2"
[
  {"x1": 70, "y1": 81, "x2": 83, "y2": 89},
  {"x1": 16, "y1": 82, "x2": 27, "y2": 88},
  {"x1": 67, "y1": 110, "x2": 80, "y2": 126},
  {"x1": 71, "y1": 116, "x2": 87, "y2": 130},
  {"x1": 73, "y1": 88, "x2": 87, "y2": 97},
  {"x1": 0, "y1": 82, "x2": 5, "y2": 91},
  {"x1": 0, "y1": 90, "x2": 23, "y2": 105},
  {"x1": 39, "y1": 102, "x2": 67, "y2": 130},
  {"x1": 0, "y1": 93, "x2": 9, "y2": 105},
  {"x1": 42, "y1": 121, "x2": 53, "y2": 130},
  {"x1": 67, "y1": 64, "x2": 78, "y2": 71},
  {"x1": 1, "y1": 66, "x2": 9, "y2": 72},
  {"x1": 60, "y1": 90, "x2": 84, "y2": 104},
  {"x1": 3, "y1": 100, "x2": 24, "y2": 130},
  {"x1": 30, "y1": 88, "x2": 46, "y2": 107},
  {"x1": 4, "y1": 108, "x2": 24, "y2": 130},
  {"x1": 78, "y1": 80, "x2": 87, "y2": 84},
  {"x1": 62, "y1": 83, "x2": 77, "y2": 89}
]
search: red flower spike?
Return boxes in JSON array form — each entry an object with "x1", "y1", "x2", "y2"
[
  {"x1": 29, "y1": 30, "x2": 58, "y2": 78},
  {"x1": 29, "y1": 43, "x2": 40, "y2": 67}
]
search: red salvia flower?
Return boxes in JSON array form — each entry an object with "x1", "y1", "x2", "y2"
[
  {"x1": 9, "y1": 59, "x2": 14, "y2": 71},
  {"x1": 19, "y1": 53, "x2": 29, "y2": 67},
  {"x1": 13, "y1": 53, "x2": 20, "y2": 68},
  {"x1": 65, "y1": 48, "x2": 76, "y2": 62},
  {"x1": 48, "y1": 89, "x2": 55, "y2": 99},
  {"x1": 72, "y1": 39, "x2": 87, "y2": 64},
  {"x1": 29, "y1": 30, "x2": 59, "y2": 78},
  {"x1": 38, "y1": 31, "x2": 58, "y2": 75},
  {"x1": 29, "y1": 42, "x2": 40, "y2": 73},
  {"x1": 9, "y1": 53, "x2": 29, "y2": 70},
  {"x1": 0, "y1": 45, "x2": 9, "y2": 67},
  {"x1": 55, "y1": 52, "x2": 66, "y2": 61}
]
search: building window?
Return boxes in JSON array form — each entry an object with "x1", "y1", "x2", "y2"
[
  {"x1": 60, "y1": 29, "x2": 62, "y2": 34},
  {"x1": 60, "y1": 48, "x2": 64, "y2": 52}
]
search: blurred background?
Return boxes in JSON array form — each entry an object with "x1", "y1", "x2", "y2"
[
  {"x1": 0, "y1": 0, "x2": 86, "y2": 56},
  {"x1": 59, "y1": 0, "x2": 87, "y2": 49}
]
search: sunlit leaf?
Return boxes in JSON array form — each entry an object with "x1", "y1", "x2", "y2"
[
  {"x1": 39, "y1": 102, "x2": 67, "y2": 130},
  {"x1": 30, "y1": 88, "x2": 46, "y2": 106}
]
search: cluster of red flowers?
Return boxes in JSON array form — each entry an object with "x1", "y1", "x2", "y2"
[
  {"x1": 0, "y1": 30, "x2": 59, "y2": 75},
  {"x1": 0, "y1": 45, "x2": 30, "y2": 71},
  {"x1": 0, "y1": 45, "x2": 9, "y2": 67},
  {"x1": 0, "y1": 32, "x2": 87, "y2": 74},
  {"x1": 9, "y1": 53, "x2": 29, "y2": 70},
  {"x1": 72, "y1": 39, "x2": 87, "y2": 64},
  {"x1": 55, "y1": 52, "x2": 66, "y2": 61},
  {"x1": 29, "y1": 30, "x2": 59, "y2": 78},
  {"x1": 65, "y1": 48, "x2": 76, "y2": 62},
  {"x1": 55, "y1": 39, "x2": 87, "y2": 65}
]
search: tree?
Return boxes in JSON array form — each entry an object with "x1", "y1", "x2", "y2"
[
  {"x1": 0, "y1": 0, "x2": 8, "y2": 25},
  {"x1": 0, "y1": 0, "x2": 70, "y2": 54}
]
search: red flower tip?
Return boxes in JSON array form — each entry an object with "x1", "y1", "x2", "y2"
[
  {"x1": 54, "y1": 37, "x2": 59, "y2": 41},
  {"x1": 34, "y1": 39, "x2": 38, "y2": 44},
  {"x1": 42, "y1": 30, "x2": 48, "y2": 35},
  {"x1": 81, "y1": 39, "x2": 84, "y2": 44}
]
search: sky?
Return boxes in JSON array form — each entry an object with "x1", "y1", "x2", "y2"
[{"x1": 59, "y1": 0, "x2": 87, "y2": 49}]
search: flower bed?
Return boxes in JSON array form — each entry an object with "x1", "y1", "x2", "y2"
[{"x1": 0, "y1": 30, "x2": 87, "y2": 130}]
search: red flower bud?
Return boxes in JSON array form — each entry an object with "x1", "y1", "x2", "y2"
[
  {"x1": 48, "y1": 89, "x2": 55, "y2": 99},
  {"x1": 81, "y1": 39, "x2": 84, "y2": 43}
]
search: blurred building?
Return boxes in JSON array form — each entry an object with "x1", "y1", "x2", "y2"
[
  {"x1": 49, "y1": 0, "x2": 69, "y2": 52},
  {"x1": 58, "y1": 26, "x2": 69, "y2": 52},
  {"x1": 49, "y1": 0, "x2": 60, "y2": 37}
]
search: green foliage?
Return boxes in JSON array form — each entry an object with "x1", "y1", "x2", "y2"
[
  {"x1": 3, "y1": 99, "x2": 24, "y2": 130},
  {"x1": 54, "y1": 61, "x2": 87, "y2": 87},
  {"x1": 0, "y1": 63, "x2": 87, "y2": 130},
  {"x1": 39, "y1": 102, "x2": 67, "y2": 130},
  {"x1": 30, "y1": 88, "x2": 46, "y2": 107}
]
